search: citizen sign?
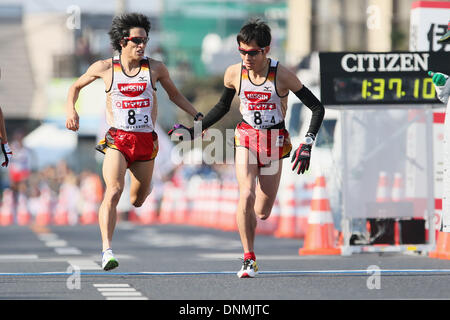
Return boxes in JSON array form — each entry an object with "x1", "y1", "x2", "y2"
[{"x1": 341, "y1": 53, "x2": 429, "y2": 73}]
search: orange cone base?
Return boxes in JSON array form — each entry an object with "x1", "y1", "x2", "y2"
[
  {"x1": 81, "y1": 215, "x2": 98, "y2": 225},
  {"x1": 437, "y1": 252, "x2": 450, "y2": 260},
  {"x1": 299, "y1": 247, "x2": 341, "y2": 255},
  {"x1": 429, "y1": 232, "x2": 450, "y2": 259}
]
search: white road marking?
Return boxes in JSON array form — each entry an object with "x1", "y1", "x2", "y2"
[
  {"x1": 54, "y1": 247, "x2": 82, "y2": 255},
  {"x1": 93, "y1": 283, "x2": 148, "y2": 300},
  {"x1": 129, "y1": 229, "x2": 242, "y2": 249},
  {"x1": 36, "y1": 233, "x2": 58, "y2": 241},
  {"x1": 68, "y1": 259, "x2": 102, "y2": 270},
  {"x1": 106, "y1": 297, "x2": 149, "y2": 300},
  {"x1": 0, "y1": 254, "x2": 39, "y2": 260},
  {"x1": 93, "y1": 284, "x2": 130, "y2": 287},
  {"x1": 100, "y1": 292, "x2": 143, "y2": 297},
  {"x1": 45, "y1": 240, "x2": 68, "y2": 247},
  {"x1": 34, "y1": 231, "x2": 84, "y2": 256},
  {"x1": 97, "y1": 288, "x2": 137, "y2": 292}
]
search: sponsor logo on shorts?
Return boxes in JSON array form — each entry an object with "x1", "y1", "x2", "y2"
[
  {"x1": 120, "y1": 98, "x2": 151, "y2": 109},
  {"x1": 118, "y1": 83, "x2": 147, "y2": 97},
  {"x1": 247, "y1": 103, "x2": 276, "y2": 111},
  {"x1": 275, "y1": 135, "x2": 284, "y2": 147},
  {"x1": 244, "y1": 91, "x2": 271, "y2": 103}
]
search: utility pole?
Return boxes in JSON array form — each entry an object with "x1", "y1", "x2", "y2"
[
  {"x1": 116, "y1": 0, "x2": 127, "y2": 15},
  {"x1": 286, "y1": 0, "x2": 311, "y2": 66},
  {"x1": 367, "y1": 0, "x2": 393, "y2": 51}
]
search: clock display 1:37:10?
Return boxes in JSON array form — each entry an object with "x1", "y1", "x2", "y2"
[{"x1": 361, "y1": 77, "x2": 436, "y2": 100}]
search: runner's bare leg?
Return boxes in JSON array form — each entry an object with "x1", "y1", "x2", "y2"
[
  {"x1": 98, "y1": 149, "x2": 127, "y2": 252},
  {"x1": 254, "y1": 160, "x2": 283, "y2": 220},
  {"x1": 235, "y1": 147, "x2": 259, "y2": 254},
  {"x1": 128, "y1": 159, "x2": 155, "y2": 207}
]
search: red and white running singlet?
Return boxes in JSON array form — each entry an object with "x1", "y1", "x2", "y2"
[
  {"x1": 238, "y1": 59, "x2": 287, "y2": 129},
  {"x1": 105, "y1": 55, "x2": 155, "y2": 132}
]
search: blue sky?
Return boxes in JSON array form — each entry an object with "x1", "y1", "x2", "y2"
[{"x1": 0, "y1": 0, "x2": 161, "y2": 14}]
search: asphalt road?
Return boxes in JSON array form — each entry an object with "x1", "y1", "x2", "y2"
[{"x1": 0, "y1": 222, "x2": 449, "y2": 312}]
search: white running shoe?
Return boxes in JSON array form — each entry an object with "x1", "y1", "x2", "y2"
[
  {"x1": 237, "y1": 259, "x2": 259, "y2": 278},
  {"x1": 102, "y1": 249, "x2": 119, "y2": 271}
]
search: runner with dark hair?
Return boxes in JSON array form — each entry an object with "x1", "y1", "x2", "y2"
[
  {"x1": 66, "y1": 13, "x2": 202, "y2": 271},
  {"x1": 170, "y1": 19, "x2": 325, "y2": 277}
]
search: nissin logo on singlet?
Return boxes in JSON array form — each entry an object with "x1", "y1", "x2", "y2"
[
  {"x1": 244, "y1": 91, "x2": 271, "y2": 103},
  {"x1": 118, "y1": 83, "x2": 147, "y2": 97}
]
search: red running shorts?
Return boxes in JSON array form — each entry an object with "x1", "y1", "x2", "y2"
[
  {"x1": 234, "y1": 121, "x2": 292, "y2": 167},
  {"x1": 96, "y1": 127, "x2": 158, "y2": 167}
]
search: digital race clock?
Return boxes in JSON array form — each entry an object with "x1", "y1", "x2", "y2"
[{"x1": 319, "y1": 51, "x2": 450, "y2": 105}]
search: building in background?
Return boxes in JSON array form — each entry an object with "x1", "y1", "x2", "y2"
[
  {"x1": 0, "y1": 5, "x2": 37, "y2": 133},
  {"x1": 161, "y1": 0, "x2": 287, "y2": 77},
  {"x1": 287, "y1": 0, "x2": 419, "y2": 65}
]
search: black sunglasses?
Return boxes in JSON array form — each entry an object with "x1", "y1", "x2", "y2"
[
  {"x1": 238, "y1": 47, "x2": 265, "y2": 56},
  {"x1": 123, "y1": 37, "x2": 149, "y2": 45}
]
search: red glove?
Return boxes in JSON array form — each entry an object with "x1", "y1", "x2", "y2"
[
  {"x1": 168, "y1": 124, "x2": 205, "y2": 141},
  {"x1": 168, "y1": 124, "x2": 195, "y2": 141},
  {"x1": 291, "y1": 133, "x2": 315, "y2": 175}
]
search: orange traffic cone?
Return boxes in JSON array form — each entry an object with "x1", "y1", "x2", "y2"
[
  {"x1": 127, "y1": 208, "x2": 139, "y2": 223},
  {"x1": 135, "y1": 192, "x2": 159, "y2": 225},
  {"x1": 429, "y1": 199, "x2": 449, "y2": 259},
  {"x1": 196, "y1": 180, "x2": 210, "y2": 227},
  {"x1": 429, "y1": 231, "x2": 450, "y2": 260},
  {"x1": 391, "y1": 172, "x2": 404, "y2": 201},
  {"x1": 391, "y1": 172, "x2": 404, "y2": 245},
  {"x1": 376, "y1": 171, "x2": 390, "y2": 203},
  {"x1": 172, "y1": 184, "x2": 189, "y2": 224},
  {"x1": 187, "y1": 181, "x2": 200, "y2": 226},
  {"x1": 0, "y1": 189, "x2": 15, "y2": 226},
  {"x1": 205, "y1": 179, "x2": 221, "y2": 228},
  {"x1": 16, "y1": 192, "x2": 31, "y2": 226},
  {"x1": 79, "y1": 173, "x2": 102, "y2": 225},
  {"x1": 218, "y1": 179, "x2": 239, "y2": 232},
  {"x1": 299, "y1": 175, "x2": 341, "y2": 255},
  {"x1": 159, "y1": 182, "x2": 175, "y2": 224},
  {"x1": 80, "y1": 198, "x2": 98, "y2": 225},
  {"x1": 35, "y1": 186, "x2": 52, "y2": 226},
  {"x1": 295, "y1": 182, "x2": 314, "y2": 238},
  {"x1": 275, "y1": 183, "x2": 301, "y2": 238},
  {"x1": 53, "y1": 185, "x2": 70, "y2": 225}
]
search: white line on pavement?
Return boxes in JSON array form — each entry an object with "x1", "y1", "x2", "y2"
[
  {"x1": 45, "y1": 240, "x2": 68, "y2": 247},
  {"x1": 93, "y1": 283, "x2": 148, "y2": 300},
  {"x1": 97, "y1": 288, "x2": 137, "y2": 292},
  {"x1": 106, "y1": 297, "x2": 149, "y2": 300},
  {"x1": 68, "y1": 260, "x2": 102, "y2": 270},
  {"x1": 0, "y1": 254, "x2": 39, "y2": 260},
  {"x1": 54, "y1": 247, "x2": 82, "y2": 255},
  {"x1": 93, "y1": 284, "x2": 130, "y2": 287},
  {"x1": 101, "y1": 292, "x2": 143, "y2": 297}
]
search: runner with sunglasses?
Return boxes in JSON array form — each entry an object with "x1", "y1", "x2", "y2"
[
  {"x1": 66, "y1": 13, "x2": 202, "y2": 271},
  {"x1": 169, "y1": 19, "x2": 325, "y2": 278}
]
